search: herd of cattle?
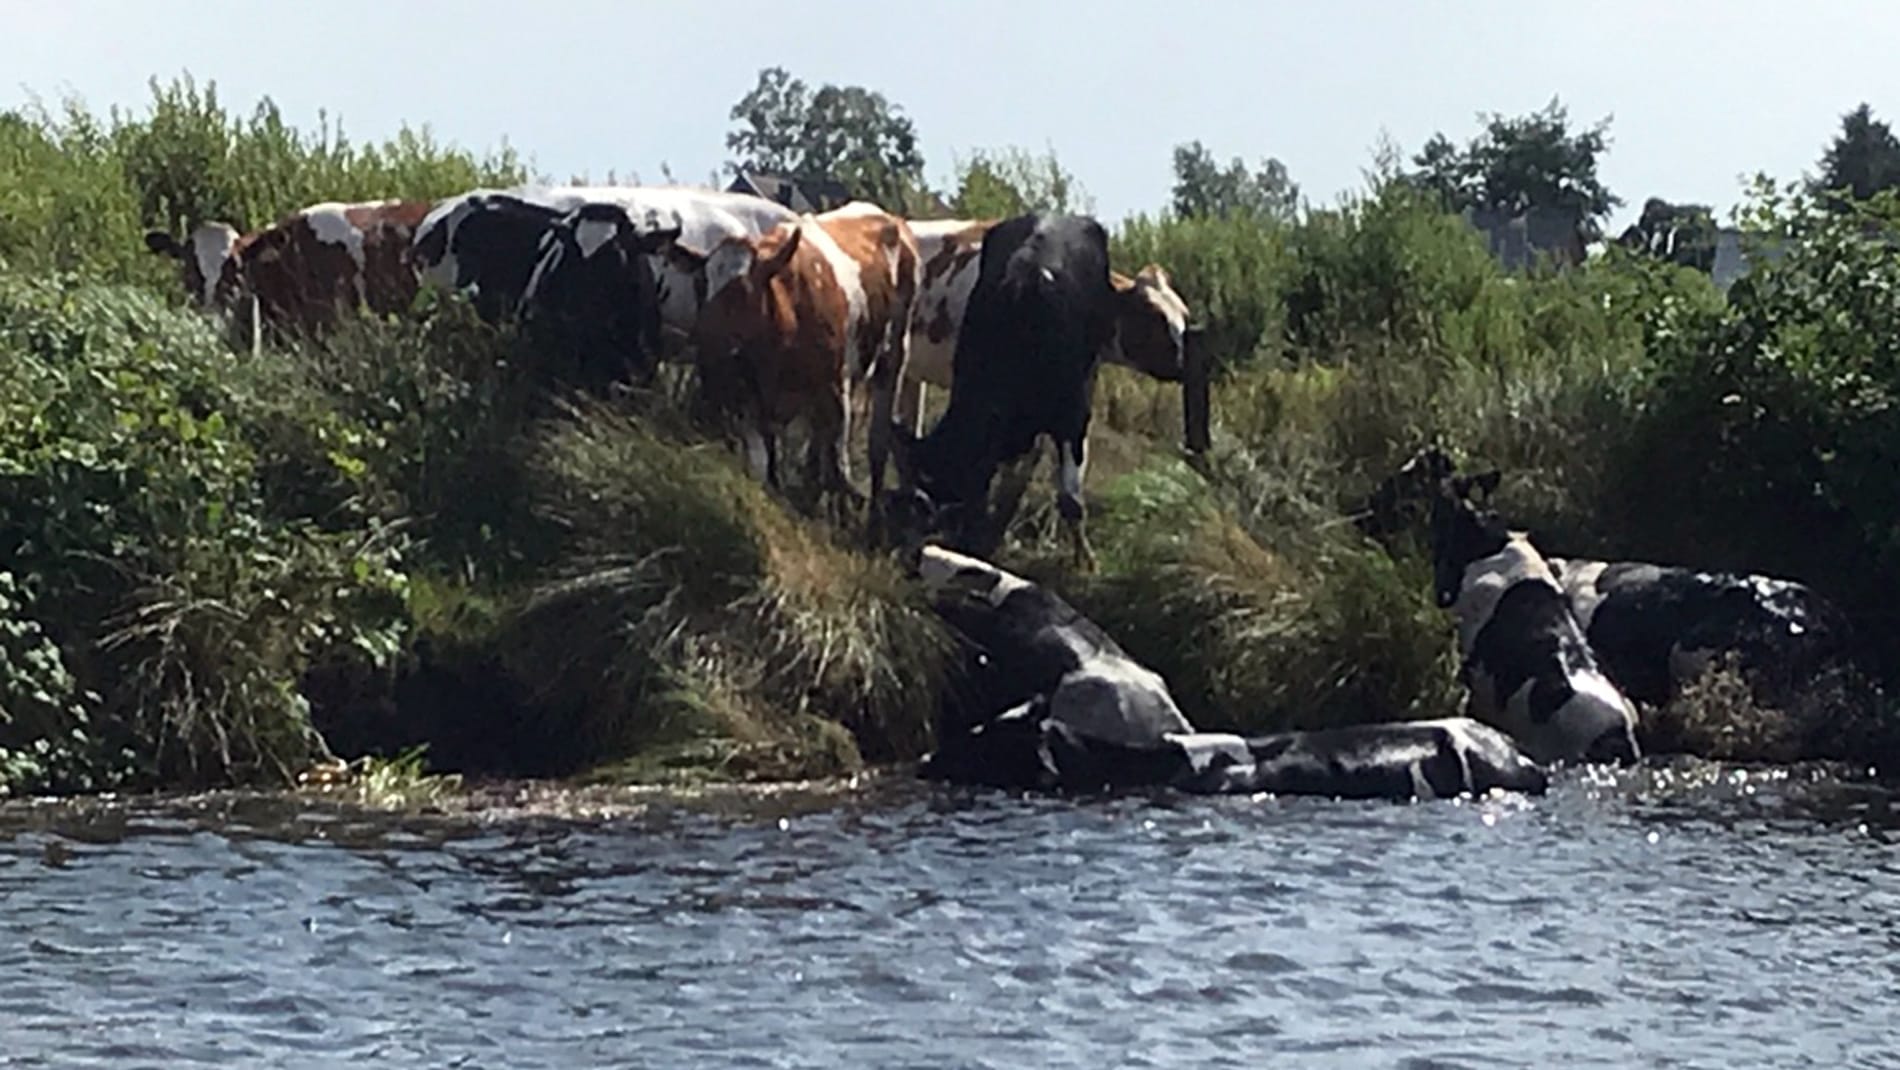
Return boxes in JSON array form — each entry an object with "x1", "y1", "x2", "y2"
[
  {"x1": 141, "y1": 187, "x2": 1865, "y2": 801},
  {"x1": 142, "y1": 188, "x2": 1196, "y2": 561}
]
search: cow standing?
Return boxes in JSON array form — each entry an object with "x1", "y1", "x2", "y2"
[
  {"x1": 1430, "y1": 470, "x2": 1642, "y2": 765},
  {"x1": 516, "y1": 201, "x2": 684, "y2": 390},
  {"x1": 691, "y1": 202, "x2": 920, "y2": 520},
  {"x1": 144, "y1": 199, "x2": 433, "y2": 338},
  {"x1": 900, "y1": 217, "x2": 1196, "y2": 434},
  {"x1": 412, "y1": 184, "x2": 796, "y2": 356},
  {"x1": 890, "y1": 213, "x2": 1117, "y2": 568}
]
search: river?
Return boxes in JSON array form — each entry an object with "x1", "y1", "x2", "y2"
[{"x1": 2, "y1": 760, "x2": 1896, "y2": 1069}]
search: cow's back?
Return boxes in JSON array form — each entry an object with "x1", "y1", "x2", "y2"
[
  {"x1": 238, "y1": 198, "x2": 430, "y2": 329},
  {"x1": 807, "y1": 204, "x2": 920, "y2": 381}
]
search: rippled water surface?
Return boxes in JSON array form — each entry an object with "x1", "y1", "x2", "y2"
[{"x1": 2, "y1": 763, "x2": 1898, "y2": 1069}]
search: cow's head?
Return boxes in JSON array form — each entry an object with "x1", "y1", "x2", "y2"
[
  {"x1": 695, "y1": 225, "x2": 804, "y2": 356},
  {"x1": 1359, "y1": 445, "x2": 1460, "y2": 542},
  {"x1": 144, "y1": 221, "x2": 243, "y2": 309},
  {"x1": 1428, "y1": 467, "x2": 1504, "y2": 608},
  {"x1": 885, "y1": 417, "x2": 999, "y2": 556},
  {"x1": 1107, "y1": 265, "x2": 1193, "y2": 382}
]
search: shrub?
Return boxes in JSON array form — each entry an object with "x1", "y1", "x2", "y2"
[{"x1": 0, "y1": 272, "x2": 408, "y2": 788}]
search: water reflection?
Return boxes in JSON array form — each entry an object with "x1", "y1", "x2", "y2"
[{"x1": 0, "y1": 762, "x2": 1895, "y2": 1068}]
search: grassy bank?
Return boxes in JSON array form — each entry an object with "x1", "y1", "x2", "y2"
[{"x1": 2, "y1": 84, "x2": 1897, "y2": 797}]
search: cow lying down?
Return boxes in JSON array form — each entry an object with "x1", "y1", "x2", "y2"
[
  {"x1": 914, "y1": 546, "x2": 1548, "y2": 799},
  {"x1": 1361, "y1": 447, "x2": 1851, "y2": 713}
]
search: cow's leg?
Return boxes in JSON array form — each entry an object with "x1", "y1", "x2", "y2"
[
  {"x1": 741, "y1": 423, "x2": 776, "y2": 486},
  {"x1": 803, "y1": 383, "x2": 858, "y2": 522},
  {"x1": 1056, "y1": 433, "x2": 1095, "y2": 572},
  {"x1": 894, "y1": 377, "x2": 930, "y2": 439},
  {"x1": 865, "y1": 356, "x2": 905, "y2": 533},
  {"x1": 981, "y1": 450, "x2": 1037, "y2": 554}
]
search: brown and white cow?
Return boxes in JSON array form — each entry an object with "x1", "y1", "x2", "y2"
[
  {"x1": 898, "y1": 218, "x2": 1196, "y2": 432},
  {"x1": 145, "y1": 199, "x2": 433, "y2": 339},
  {"x1": 692, "y1": 202, "x2": 920, "y2": 521}
]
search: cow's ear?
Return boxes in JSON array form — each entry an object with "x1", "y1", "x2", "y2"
[
  {"x1": 636, "y1": 224, "x2": 683, "y2": 253},
  {"x1": 144, "y1": 231, "x2": 181, "y2": 258},
  {"x1": 1472, "y1": 469, "x2": 1501, "y2": 498},
  {"x1": 758, "y1": 227, "x2": 802, "y2": 277}
]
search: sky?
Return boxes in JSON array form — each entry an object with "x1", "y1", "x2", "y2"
[{"x1": 4, "y1": 0, "x2": 1897, "y2": 232}]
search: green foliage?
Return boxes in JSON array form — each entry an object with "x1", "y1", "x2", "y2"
[
  {"x1": 0, "y1": 272, "x2": 410, "y2": 788},
  {"x1": 1047, "y1": 458, "x2": 1463, "y2": 734},
  {"x1": 725, "y1": 66, "x2": 926, "y2": 210},
  {"x1": 947, "y1": 146, "x2": 1092, "y2": 219},
  {"x1": 0, "y1": 74, "x2": 525, "y2": 288},
  {"x1": 1171, "y1": 140, "x2": 1300, "y2": 221},
  {"x1": 1409, "y1": 97, "x2": 1620, "y2": 239},
  {"x1": 0, "y1": 571, "x2": 124, "y2": 796},
  {"x1": 1812, "y1": 102, "x2": 1900, "y2": 208}
]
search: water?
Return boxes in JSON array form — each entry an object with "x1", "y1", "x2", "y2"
[{"x1": 2, "y1": 762, "x2": 1897, "y2": 1069}]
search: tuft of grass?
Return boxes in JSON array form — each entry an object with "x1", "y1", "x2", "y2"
[
  {"x1": 1007, "y1": 455, "x2": 1463, "y2": 734},
  {"x1": 297, "y1": 744, "x2": 465, "y2": 809},
  {"x1": 503, "y1": 397, "x2": 958, "y2": 775}
]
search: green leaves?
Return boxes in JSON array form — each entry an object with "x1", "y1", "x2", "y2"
[{"x1": 1407, "y1": 97, "x2": 1619, "y2": 242}]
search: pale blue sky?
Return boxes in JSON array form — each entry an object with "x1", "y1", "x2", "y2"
[{"x1": 4, "y1": 0, "x2": 1895, "y2": 230}]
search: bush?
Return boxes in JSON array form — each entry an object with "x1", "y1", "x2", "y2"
[{"x1": 0, "y1": 272, "x2": 409, "y2": 791}]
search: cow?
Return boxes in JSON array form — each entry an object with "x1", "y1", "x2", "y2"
[
  {"x1": 690, "y1": 202, "x2": 919, "y2": 519},
  {"x1": 413, "y1": 184, "x2": 796, "y2": 353},
  {"x1": 515, "y1": 201, "x2": 684, "y2": 390},
  {"x1": 144, "y1": 199, "x2": 433, "y2": 337},
  {"x1": 1429, "y1": 468, "x2": 1642, "y2": 765},
  {"x1": 1361, "y1": 447, "x2": 1852, "y2": 710},
  {"x1": 1545, "y1": 556, "x2": 1849, "y2": 708},
  {"x1": 914, "y1": 545, "x2": 1548, "y2": 799},
  {"x1": 915, "y1": 543, "x2": 1193, "y2": 786},
  {"x1": 899, "y1": 217, "x2": 1196, "y2": 434},
  {"x1": 889, "y1": 213, "x2": 1117, "y2": 568}
]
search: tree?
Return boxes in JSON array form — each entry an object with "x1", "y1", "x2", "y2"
[
  {"x1": 1408, "y1": 97, "x2": 1620, "y2": 240},
  {"x1": 948, "y1": 146, "x2": 1091, "y2": 219},
  {"x1": 1618, "y1": 196, "x2": 1719, "y2": 273},
  {"x1": 725, "y1": 67, "x2": 926, "y2": 209},
  {"x1": 1170, "y1": 141, "x2": 1300, "y2": 220},
  {"x1": 1811, "y1": 103, "x2": 1900, "y2": 206}
]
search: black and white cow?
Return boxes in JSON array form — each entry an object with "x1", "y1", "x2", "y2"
[
  {"x1": 413, "y1": 185, "x2": 795, "y2": 355},
  {"x1": 408, "y1": 192, "x2": 682, "y2": 387},
  {"x1": 1364, "y1": 448, "x2": 1851, "y2": 710},
  {"x1": 918, "y1": 543, "x2": 1194, "y2": 767},
  {"x1": 890, "y1": 214, "x2": 1118, "y2": 567},
  {"x1": 1430, "y1": 470, "x2": 1642, "y2": 765},
  {"x1": 1545, "y1": 556, "x2": 1849, "y2": 707},
  {"x1": 1023, "y1": 718, "x2": 1550, "y2": 799},
  {"x1": 916, "y1": 546, "x2": 1550, "y2": 799},
  {"x1": 517, "y1": 201, "x2": 682, "y2": 388},
  {"x1": 412, "y1": 192, "x2": 567, "y2": 322}
]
